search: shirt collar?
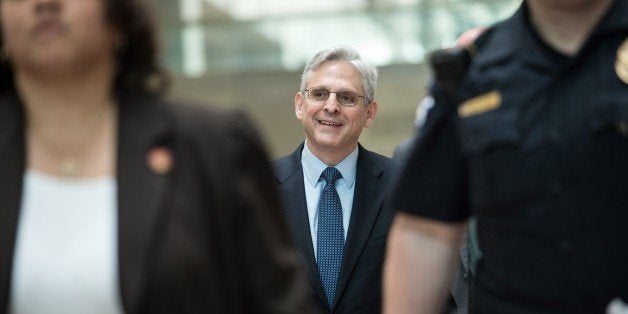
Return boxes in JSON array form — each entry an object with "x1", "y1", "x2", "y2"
[
  {"x1": 590, "y1": 0, "x2": 628, "y2": 36},
  {"x1": 301, "y1": 141, "x2": 358, "y2": 188}
]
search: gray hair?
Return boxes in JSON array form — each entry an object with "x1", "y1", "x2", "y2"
[{"x1": 299, "y1": 45, "x2": 378, "y2": 104}]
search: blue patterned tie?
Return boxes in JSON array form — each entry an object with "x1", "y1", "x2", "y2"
[{"x1": 317, "y1": 167, "x2": 344, "y2": 308}]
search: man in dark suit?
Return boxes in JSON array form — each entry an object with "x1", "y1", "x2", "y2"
[{"x1": 273, "y1": 45, "x2": 398, "y2": 313}]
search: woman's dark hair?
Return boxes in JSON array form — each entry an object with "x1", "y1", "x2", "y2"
[{"x1": 0, "y1": 0, "x2": 169, "y2": 96}]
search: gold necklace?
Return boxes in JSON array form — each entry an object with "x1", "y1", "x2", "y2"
[
  {"x1": 31, "y1": 102, "x2": 112, "y2": 178},
  {"x1": 57, "y1": 104, "x2": 110, "y2": 177}
]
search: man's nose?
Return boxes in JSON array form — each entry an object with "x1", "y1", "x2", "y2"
[{"x1": 323, "y1": 93, "x2": 340, "y2": 113}]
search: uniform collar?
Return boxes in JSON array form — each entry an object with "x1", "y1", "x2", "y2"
[
  {"x1": 473, "y1": 3, "x2": 556, "y2": 72},
  {"x1": 593, "y1": 0, "x2": 628, "y2": 35},
  {"x1": 474, "y1": 0, "x2": 626, "y2": 71}
]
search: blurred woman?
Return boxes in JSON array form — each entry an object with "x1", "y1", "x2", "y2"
[{"x1": 0, "y1": 0, "x2": 308, "y2": 313}]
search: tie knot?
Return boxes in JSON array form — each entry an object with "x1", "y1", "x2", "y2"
[{"x1": 321, "y1": 167, "x2": 342, "y2": 185}]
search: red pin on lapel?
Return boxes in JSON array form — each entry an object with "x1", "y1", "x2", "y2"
[{"x1": 146, "y1": 146, "x2": 174, "y2": 175}]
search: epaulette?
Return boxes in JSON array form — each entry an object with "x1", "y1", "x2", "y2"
[
  {"x1": 429, "y1": 47, "x2": 472, "y2": 97},
  {"x1": 428, "y1": 25, "x2": 494, "y2": 104}
]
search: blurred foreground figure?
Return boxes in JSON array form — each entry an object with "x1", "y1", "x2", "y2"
[
  {"x1": 384, "y1": 0, "x2": 628, "y2": 313},
  {"x1": 0, "y1": 0, "x2": 309, "y2": 313}
]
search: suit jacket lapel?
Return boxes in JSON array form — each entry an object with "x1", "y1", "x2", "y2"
[
  {"x1": 335, "y1": 146, "x2": 385, "y2": 304},
  {"x1": 116, "y1": 93, "x2": 172, "y2": 314},
  {"x1": 274, "y1": 144, "x2": 327, "y2": 306},
  {"x1": 0, "y1": 94, "x2": 25, "y2": 314}
]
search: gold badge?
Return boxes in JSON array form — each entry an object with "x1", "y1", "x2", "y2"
[
  {"x1": 616, "y1": 38, "x2": 628, "y2": 85},
  {"x1": 147, "y1": 147, "x2": 174, "y2": 175},
  {"x1": 458, "y1": 90, "x2": 502, "y2": 118}
]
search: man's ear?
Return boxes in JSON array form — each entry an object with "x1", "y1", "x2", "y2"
[
  {"x1": 364, "y1": 101, "x2": 378, "y2": 128},
  {"x1": 295, "y1": 92, "x2": 304, "y2": 120}
]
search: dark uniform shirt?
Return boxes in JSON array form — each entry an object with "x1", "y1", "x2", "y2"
[{"x1": 392, "y1": 1, "x2": 628, "y2": 313}]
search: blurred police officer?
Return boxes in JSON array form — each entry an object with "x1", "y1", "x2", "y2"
[{"x1": 383, "y1": 0, "x2": 628, "y2": 313}]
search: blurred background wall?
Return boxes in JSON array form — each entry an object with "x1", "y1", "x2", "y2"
[{"x1": 153, "y1": 0, "x2": 520, "y2": 158}]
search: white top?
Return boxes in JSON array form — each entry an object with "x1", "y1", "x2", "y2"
[
  {"x1": 10, "y1": 171, "x2": 123, "y2": 314},
  {"x1": 301, "y1": 142, "x2": 357, "y2": 260}
]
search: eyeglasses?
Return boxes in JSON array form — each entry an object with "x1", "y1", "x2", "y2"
[{"x1": 305, "y1": 87, "x2": 370, "y2": 107}]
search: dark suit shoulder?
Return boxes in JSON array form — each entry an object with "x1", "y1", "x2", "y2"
[
  {"x1": 150, "y1": 99, "x2": 273, "y2": 169},
  {"x1": 272, "y1": 143, "x2": 304, "y2": 184},
  {"x1": 358, "y1": 145, "x2": 400, "y2": 177},
  {"x1": 118, "y1": 93, "x2": 260, "y2": 150},
  {"x1": 161, "y1": 100, "x2": 254, "y2": 140}
]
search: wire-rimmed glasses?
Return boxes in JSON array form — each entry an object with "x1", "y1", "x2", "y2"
[{"x1": 305, "y1": 87, "x2": 370, "y2": 107}]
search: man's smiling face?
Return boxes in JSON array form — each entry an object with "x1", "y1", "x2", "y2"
[{"x1": 295, "y1": 60, "x2": 377, "y2": 160}]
